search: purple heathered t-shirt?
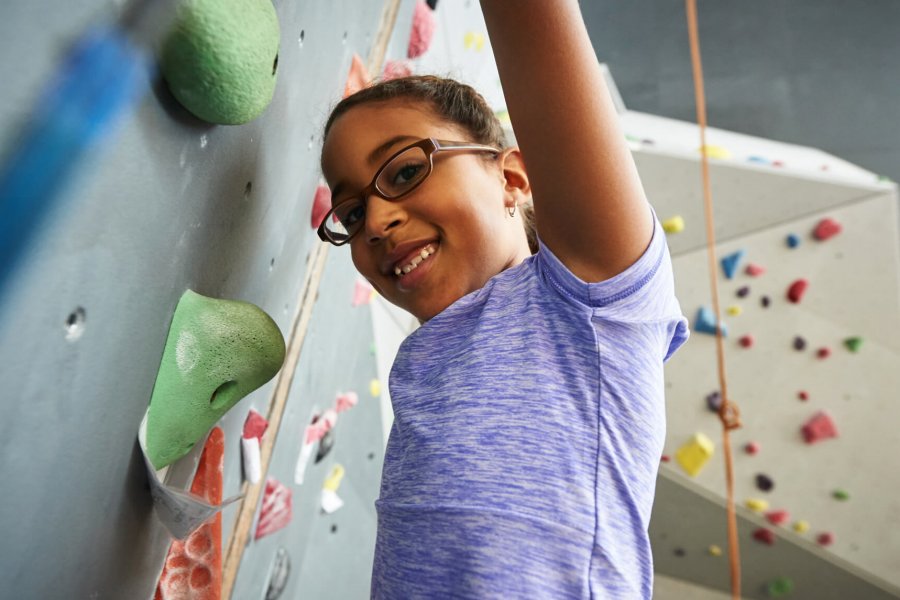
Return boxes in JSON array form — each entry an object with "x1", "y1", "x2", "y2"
[{"x1": 371, "y1": 205, "x2": 690, "y2": 599}]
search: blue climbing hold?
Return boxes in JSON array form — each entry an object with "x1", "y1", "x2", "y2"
[
  {"x1": 786, "y1": 233, "x2": 801, "y2": 248},
  {"x1": 721, "y1": 250, "x2": 745, "y2": 280},
  {"x1": 695, "y1": 306, "x2": 728, "y2": 336}
]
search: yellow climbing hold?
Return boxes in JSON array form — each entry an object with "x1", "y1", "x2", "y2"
[
  {"x1": 676, "y1": 433, "x2": 714, "y2": 477},
  {"x1": 369, "y1": 379, "x2": 381, "y2": 397},
  {"x1": 323, "y1": 464, "x2": 345, "y2": 492},
  {"x1": 700, "y1": 144, "x2": 732, "y2": 160},
  {"x1": 726, "y1": 305, "x2": 742, "y2": 317},
  {"x1": 745, "y1": 498, "x2": 770, "y2": 513},
  {"x1": 464, "y1": 31, "x2": 485, "y2": 51},
  {"x1": 793, "y1": 520, "x2": 810, "y2": 534},
  {"x1": 662, "y1": 215, "x2": 685, "y2": 234},
  {"x1": 708, "y1": 544, "x2": 722, "y2": 556}
]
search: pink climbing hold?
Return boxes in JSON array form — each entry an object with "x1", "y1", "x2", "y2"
[
  {"x1": 745, "y1": 263, "x2": 765, "y2": 277},
  {"x1": 255, "y1": 478, "x2": 293, "y2": 540},
  {"x1": 745, "y1": 441, "x2": 760, "y2": 455},
  {"x1": 382, "y1": 59, "x2": 413, "y2": 81},
  {"x1": 335, "y1": 391, "x2": 359, "y2": 413},
  {"x1": 766, "y1": 510, "x2": 790, "y2": 526},
  {"x1": 408, "y1": 0, "x2": 436, "y2": 59},
  {"x1": 739, "y1": 335, "x2": 754, "y2": 348},
  {"x1": 753, "y1": 527, "x2": 776, "y2": 545},
  {"x1": 817, "y1": 532, "x2": 835, "y2": 546},
  {"x1": 801, "y1": 410, "x2": 838, "y2": 444},
  {"x1": 311, "y1": 184, "x2": 332, "y2": 229},
  {"x1": 813, "y1": 218, "x2": 842, "y2": 241},
  {"x1": 787, "y1": 279, "x2": 809, "y2": 303}
]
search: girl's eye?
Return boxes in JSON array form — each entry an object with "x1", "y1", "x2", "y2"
[
  {"x1": 338, "y1": 202, "x2": 365, "y2": 228},
  {"x1": 392, "y1": 163, "x2": 424, "y2": 186}
]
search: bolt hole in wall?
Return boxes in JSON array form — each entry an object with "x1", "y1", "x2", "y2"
[
  {"x1": 272, "y1": 54, "x2": 278, "y2": 76},
  {"x1": 269, "y1": 257, "x2": 275, "y2": 271},
  {"x1": 244, "y1": 181, "x2": 252, "y2": 200},
  {"x1": 298, "y1": 29, "x2": 304, "y2": 47},
  {"x1": 308, "y1": 135, "x2": 314, "y2": 151},
  {"x1": 342, "y1": 31, "x2": 348, "y2": 44},
  {"x1": 65, "y1": 307, "x2": 86, "y2": 341}
]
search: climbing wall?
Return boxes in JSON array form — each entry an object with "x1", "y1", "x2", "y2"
[
  {"x1": 626, "y1": 112, "x2": 900, "y2": 598},
  {"x1": 0, "y1": 0, "x2": 420, "y2": 598}
]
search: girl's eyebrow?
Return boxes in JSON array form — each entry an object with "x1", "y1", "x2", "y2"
[
  {"x1": 368, "y1": 135, "x2": 419, "y2": 164},
  {"x1": 332, "y1": 135, "x2": 420, "y2": 199}
]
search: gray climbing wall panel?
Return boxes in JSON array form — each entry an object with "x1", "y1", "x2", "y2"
[{"x1": 0, "y1": 0, "x2": 407, "y2": 598}]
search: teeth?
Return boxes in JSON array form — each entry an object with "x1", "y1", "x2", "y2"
[{"x1": 394, "y1": 244, "x2": 435, "y2": 277}]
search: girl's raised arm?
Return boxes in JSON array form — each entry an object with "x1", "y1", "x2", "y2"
[{"x1": 480, "y1": 0, "x2": 653, "y2": 283}]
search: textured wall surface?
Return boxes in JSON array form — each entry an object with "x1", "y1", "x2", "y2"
[{"x1": 0, "y1": 0, "x2": 404, "y2": 598}]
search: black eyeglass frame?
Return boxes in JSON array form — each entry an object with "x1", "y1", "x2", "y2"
[{"x1": 317, "y1": 137, "x2": 500, "y2": 246}]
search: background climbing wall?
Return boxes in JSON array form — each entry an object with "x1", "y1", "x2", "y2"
[{"x1": 0, "y1": 0, "x2": 414, "y2": 598}]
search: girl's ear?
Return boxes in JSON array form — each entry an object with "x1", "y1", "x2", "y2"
[{"x1": 498, "y1": 147, "x2": 531, "y2": 207}]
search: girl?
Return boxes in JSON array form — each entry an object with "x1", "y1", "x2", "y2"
[{"x1": 318, "y1": 1, "x2": 689, "y2": 598}]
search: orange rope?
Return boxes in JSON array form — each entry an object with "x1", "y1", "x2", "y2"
[{"x1": 684, "y1": 1, "x2": 743, "y2": 598}]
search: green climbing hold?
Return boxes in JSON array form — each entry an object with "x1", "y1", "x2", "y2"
[
  {"x1": 833, "y1": 489, "x2": 850, "y2": 501},
  {"x1": 160, "y1": 0, "x2": 281, "y2": 124},
  {"x1": 844, "y1": 337, "x2": 863, "y2": 353},
  {"x1": 146, "y1": 290, "x2": 285, "y2": 469},
  {"x1": 767, "y1": 576, "x2": 794, "y2": 597}
]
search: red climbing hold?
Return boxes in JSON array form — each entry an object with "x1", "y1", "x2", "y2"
[
  {"x1": 798, "y1": 390, "x2": 809, "y2": 401},
  {"x1": 753, "y1": 527, "x2": 776, "y2": 545},
  {"x1": 801, "y1": 410, "x2": 838, "y2": 444},
  {"x1": 745, "y1": 441, "x2": 760, "y2": 455},
  {"x1": 660, "y1": 455, "x2": 671, "y2": 463},
  {"x1": 817, "y1": 532, "x2": 835, "y2": 546},
  {"x1": 787, "y1": 279, "x2": 809, "y2": 303},
  {"x1": 817, "y1": 347, "x2": 831, "y2": 359},
  {"x1": 813, "y1": 218, "x2": 842, "y2": 241},
  {"x1": 766, "y1": 510, "x2": 790, "y2": 526},
  {"x1": 745, "y1": 263, "x2": 765, "y2": 277},
  {"x1": 739, "y1": 335, "x2": 754, "y2": 348},
  {"x1": 311, "y1": 184, "x2": 332, "y2": 229}
]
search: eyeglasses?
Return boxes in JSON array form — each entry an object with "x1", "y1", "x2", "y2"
[{"x1": 317, "y1": 137, "x2": 500, "y2": 246}]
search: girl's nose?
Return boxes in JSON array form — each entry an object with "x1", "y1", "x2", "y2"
[{"x1": 364, "y1": 194, "x2": 405, "y2": 243}]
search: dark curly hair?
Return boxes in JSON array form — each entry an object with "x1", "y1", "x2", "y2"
[{"x1": 322, "y1": 75, "x2": 537, "y2": 254}]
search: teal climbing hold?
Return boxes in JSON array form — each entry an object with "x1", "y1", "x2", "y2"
[
  {"x1": 721, "y1": 250, "x2": 745, "y2": 280},
  {"x1": 695, "y1": 306, "x2": 727, "y2": 337}
]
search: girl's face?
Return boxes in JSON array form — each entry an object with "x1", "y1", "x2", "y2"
[{"x1": 321, "y1": 102, "x2": 531, "y2": 322}]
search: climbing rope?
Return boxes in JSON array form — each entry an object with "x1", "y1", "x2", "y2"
[{"x1": 684, "y1": 1, "x2": 743, "y2": 598}]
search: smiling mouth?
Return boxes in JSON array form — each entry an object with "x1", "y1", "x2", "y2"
[{"x1": 394, "y1": 244, "x2": 437, "y2": 277}]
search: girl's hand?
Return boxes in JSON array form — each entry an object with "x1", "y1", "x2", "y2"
[{"x1": 481, "y1": 0, "x2": 653, "y2": 282}]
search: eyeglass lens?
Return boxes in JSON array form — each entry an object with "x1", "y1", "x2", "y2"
[{"x1": 324, "y1": 145, "x2": 431, "y2": 241}]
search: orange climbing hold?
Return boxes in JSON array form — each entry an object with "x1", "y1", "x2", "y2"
[
  {"x1": 155, "y1": 427, "x2": 224, "y2": 600},
  {"x1": 343, "y1": 54, "x2": 370, "y2": 98}
]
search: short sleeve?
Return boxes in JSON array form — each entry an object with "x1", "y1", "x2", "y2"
[{"x1": 535, "y1": 204, "x2": 690, "y2": 362}]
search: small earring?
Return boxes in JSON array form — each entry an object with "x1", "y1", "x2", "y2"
[{"x1": 507, "y1": 203, "x2": 517, "y2": 218}]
